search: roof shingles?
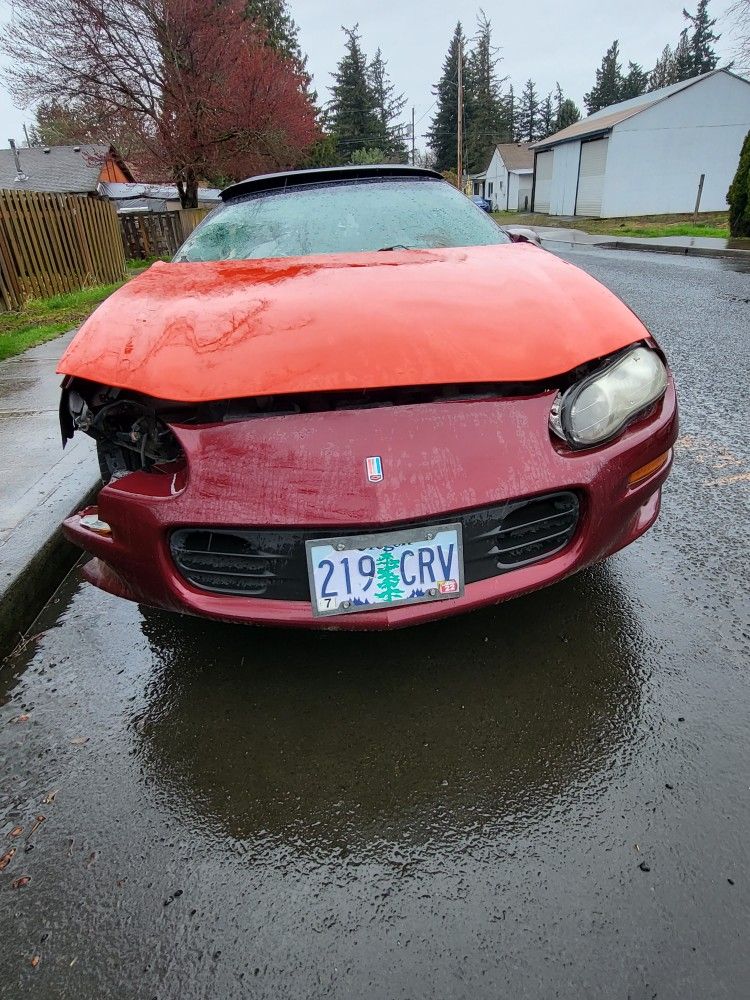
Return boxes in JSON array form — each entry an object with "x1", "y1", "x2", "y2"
[{"x1": 0, "y1": 144, "x2": 112, "y2": 194}]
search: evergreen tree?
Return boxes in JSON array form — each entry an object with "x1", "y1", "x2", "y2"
[
  {"x1": 549, "y1": 83, "x2": 580, "y2": 133},
  {"x1": 649, "y1": 45, "x2": 677, "y2": 89},
  {"x1": 350, "y1": 146, "x2": 387, "y2": 165},
  {"x1": 427, "y1": 22, "x2": 467, "y2": 172},
  {"x1": 303, "y1": 134, "x2": 340, "y2": 167},
  {"x1": 584, "y1": 40, "x2": 624, "y2": 114},
  {"x1": 621, "y1": 61, "x2": 649, "y2": 99},
  {"x1": 326, "y1": 25, "x2": 382, "y2": 160},
  {"x1": 538, "y1": 93, "x2": 555, "y2": 139},
  {"x1": 683, "y1": 0, "x2": 721, "y2": 74},
  {"x1": 506, "y1": 84, "x2": 516, "y2": 142},
  {"x1": 464, "y1": 11, "x2": 510, "y2": 172},
  {"x1": 553, "y1": 82, "x2": 564, "y2": 123},
  {"x1": 246, "y1": 0, "x2": 311, "y2": 87},
  {"x1": 727, "y1": 129, "x2": 750, "y2": 237},
  {"x1": 672, "y1": 28, "x2": 695, "y2": 81},
  {"x1": 556, "y1": 97, "x2": 581, "y2": 131},
  {"x1": 368, "y1": 47, "x2": 407, "y2": 160},
  {"x1": 517, "y1": 79, "x2": 540, "y2": 143}
]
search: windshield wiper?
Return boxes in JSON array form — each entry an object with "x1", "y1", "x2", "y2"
[{"x1": 376, "y1": 244, "x2": 413, "y2": 252}]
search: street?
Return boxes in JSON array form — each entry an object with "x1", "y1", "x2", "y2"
[{"x1": 1, "y1": 247, "x2": 749, "y2": 998}]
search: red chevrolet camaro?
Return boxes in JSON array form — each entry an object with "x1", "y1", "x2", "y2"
[{"x1": 58, "y1": 165, "x2": 677, "y2": 629}]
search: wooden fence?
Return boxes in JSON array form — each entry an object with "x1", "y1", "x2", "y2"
[
  {"x1": 119, "y1": 207, "x2": 211, "y2": 261},
  {"x1": 0, "y1": 189, "x2": 126, "y2": 311}
]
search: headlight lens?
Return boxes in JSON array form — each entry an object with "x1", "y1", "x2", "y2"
[{"x1": 553, "y1": 345, "x2": 668, "y2": 448}]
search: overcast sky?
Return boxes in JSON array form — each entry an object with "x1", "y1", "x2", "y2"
[{"x1": 0, "y1": 0, "x2": 739, "y2": 149}]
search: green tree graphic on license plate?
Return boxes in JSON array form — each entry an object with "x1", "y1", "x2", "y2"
[{"x1": 374, "y1": 549, "x2": 404, "y2": 602}]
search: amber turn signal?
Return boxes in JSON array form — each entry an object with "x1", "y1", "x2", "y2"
[{"x1": 628, "y1": 451, "x2": 670, "y2": 486}]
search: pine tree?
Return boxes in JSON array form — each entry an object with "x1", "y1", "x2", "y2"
[
  {"x1": 326, "y1": 26, "x2": 382, "y2": 160},
  {"x1": 538, "y1": 93, "x2": 554, "y2": 139},
  {"x1": 672, "y1": 29, "x2": 695, "y2": 81},
  {"x1": 584, "y1": 40, "x2": 624, "y2": 114},
  {"x1": 684, "y1": 0, "x2": 721, "y2": 75},
  {"x1": 621, "y1": 61, "x2": 649, "y2": 99},
  {"x1": 727, "y1": 129, "x2": 750, "y2": 236},
  {"x1": 553, "y1": 82, "x2": 564, "y2": 124},
  {"x1": 556, "y1": 98, "x2": 581, "y2": 131},
  {"x1": 246, "y1": 0, "x2": 311, "y2": 86},
  {"x1": 368, "y1": 47, "x2": 407, "y2": 161},
  {"x1": 548, "y1": 83, "x2": 580, "y2": 134},
  {"x1": 649, "y1": 45, "x2": 677, "y2": 90},
  {"x1": 464, "y1": 11, "x2": 510, "y2": 172},
  {"x1": 506, "y1": 84, "x2": 516, "y2": 142},
  {"x1": 517, "y1": 79, "x2": 540, "y2": 143},
  {"x1": 427, "y1": 22, "x2": 467, "y2": 172}
]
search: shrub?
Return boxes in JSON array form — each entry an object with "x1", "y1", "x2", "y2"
[{"x1": 727, "y1": 130, "x2": 750, "y2": 238}]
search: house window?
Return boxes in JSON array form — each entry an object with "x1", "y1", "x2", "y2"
[
  {"x1": 488, "y1": 182, "x2": 493, "y2": 195},
  {"x1": 499, "y1": 180, "x2": 504, "y2": 192}
]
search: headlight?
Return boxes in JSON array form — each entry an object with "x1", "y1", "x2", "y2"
[{"x1": 551, "y1": 345, "x2": 668, "y2": 449}]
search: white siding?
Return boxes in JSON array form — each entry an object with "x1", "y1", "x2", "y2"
[
  {"x1": 516, "y1": 174, "x2": 533, "y2": 211},
  {"x1": 575, "y1": 138, "x2": 609, "y2": 215},
  {"x1": 508, "y1": 172, "x2": 519, "y2": 211},
  {"x1": 600, "y1": 71, "x2": 750, "y2": 217},
  {"x1": 547, "y1": 140, "x2": 581, "y2": 215},
  {"x1": 484, "y1": 148, "x2": 509, "y2": 210},
  {"x1": 534, "y1": 151, "x2": 554, "y2": 212}
]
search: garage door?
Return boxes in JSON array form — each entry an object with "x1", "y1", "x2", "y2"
[
  {"x1": 534, "y1": 151, "x2": 554, "y2": 213},
  {"x1": 575, "y1": 138, "x2": 608, "y2": 216}
]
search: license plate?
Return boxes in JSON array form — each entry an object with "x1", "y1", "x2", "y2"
[{"x1": 306, "y1": 523, "x2": 464, "y2": 617}]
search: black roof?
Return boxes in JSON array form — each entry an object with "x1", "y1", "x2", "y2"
[{"x1": 220, "y1": 164, "x2": 443, "y2": 201}]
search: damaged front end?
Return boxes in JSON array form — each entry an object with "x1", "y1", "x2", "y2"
[
  {"x1": 60, "y1": 373, "x2": 582, "y2": 487},
  {"x1": 60, "y1": 377, "x2": 189, "y2": 484}
]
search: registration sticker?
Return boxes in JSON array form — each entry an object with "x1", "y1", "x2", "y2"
[{"x1": 305, "y1": 523, "x2": 464, "y2": 617}]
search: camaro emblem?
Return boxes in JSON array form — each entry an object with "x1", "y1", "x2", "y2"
[{"x1": 366, "y1": 456, "x2": 383, "y2": 483}]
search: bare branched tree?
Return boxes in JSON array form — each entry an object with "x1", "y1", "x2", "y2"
[
  {"x1": 1, "y1": 0, "x2": 319, "y2": 205},
  {"x1": 728, "y1": 1, "x2": 750, "y2": 70}
]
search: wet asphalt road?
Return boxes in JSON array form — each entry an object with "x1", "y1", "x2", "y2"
[{"x1": 1, "y1": 247, "x2": 749, "y2": 999}]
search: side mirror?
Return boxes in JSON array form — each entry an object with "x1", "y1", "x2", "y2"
[{"x1": 504, "y1": 226, "x2": 542, "y2": 247}]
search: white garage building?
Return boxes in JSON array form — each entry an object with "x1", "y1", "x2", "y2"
[
  {"x1": 469, "y1": 143, "x2": 534, "y2": 211},
  {"x1": 531, "y1": 69, "x2": 750, "y2": 218}
]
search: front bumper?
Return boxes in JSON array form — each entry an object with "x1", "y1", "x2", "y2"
[{"x1": 63, "y1": 384, "x2": 678, "y2": 630}]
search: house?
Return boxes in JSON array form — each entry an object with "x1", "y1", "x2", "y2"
[
  {"x1": 485, "y1": 143, "x2": 534, "y2": 211},
  {"x1": 531, "y1": 69, "x2": 750, "y2": 218},
  {"x1": 98, "y1": 182, "x2": 221, "y2": 213},
  {"x1": 468, "y1": 143, "x2": 534, "y2": 211},
  {"x1": 0, "y1": 143, "x2": 134, "y2": 195}
]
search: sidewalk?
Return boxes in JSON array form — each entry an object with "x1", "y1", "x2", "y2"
[
  {"x1": 0, "y1": 331, "x2": 99, "y2": 658},
  {"x1": 531, "y1": 225, "x2": 750, "y2": 259}
]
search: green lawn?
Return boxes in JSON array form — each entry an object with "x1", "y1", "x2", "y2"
[
  {"x1": 0, "y1": 283, "x2": 123, "y2": 362},
  {"x1": 492, "y1": 210, "x2": 729, "y2": 240},
  {"x1": 0, "y1": 256, "x2": 169, "y2": 362}
]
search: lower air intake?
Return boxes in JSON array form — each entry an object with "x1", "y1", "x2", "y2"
[{"x1": 170, "y1": 491, "x2": 580, "y2": 601}]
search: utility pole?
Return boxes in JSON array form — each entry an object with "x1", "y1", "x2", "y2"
[
  {"x1": 411, "y1": 107, "x2": 416, "y2": 166},
  {"x1": 456, "y1": 36, "x2": 463, "y2": 188}
]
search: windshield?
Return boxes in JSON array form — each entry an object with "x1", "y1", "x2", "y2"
[{"x1": 175, "y1": 177, "x2": 509, "y2": 262}]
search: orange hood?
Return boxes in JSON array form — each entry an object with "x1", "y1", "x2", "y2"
[{"x1": 58, "y1": 244, "x2": 648, "y2": 402}]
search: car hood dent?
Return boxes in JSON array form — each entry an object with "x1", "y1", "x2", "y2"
[{"x1": 58, "y1": 244, "x2": 649, "y2": 402}]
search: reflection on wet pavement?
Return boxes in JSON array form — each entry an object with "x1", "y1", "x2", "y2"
[{"x1": 134, "y1": 565, "x2": 642, "y2": 849}]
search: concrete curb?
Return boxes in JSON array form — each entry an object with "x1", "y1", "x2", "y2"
[
  {"x1": 0, "y1": 481, "x2": 98, "y2": 662},
  {"x1": 597, "y1": 240, "x2": 750, "y2": 260},
  {"x1": 530, "y1": 227, "x2": 750, "y2": 261},
  {"x1": 0, "y1": 330, "x2": 101, "y2": 663}
]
